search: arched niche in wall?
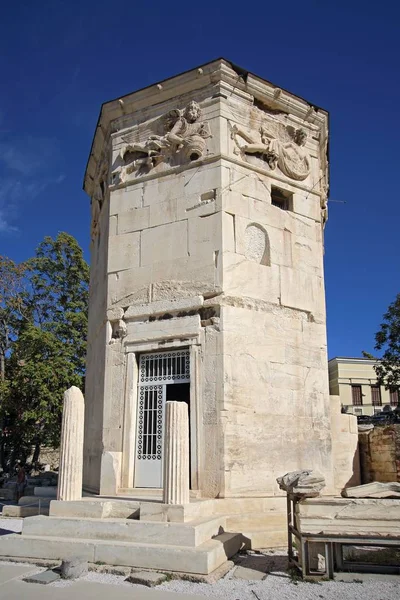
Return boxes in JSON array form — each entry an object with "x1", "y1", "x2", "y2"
[{"x1": 244, "y1": 223, "x2": 270, "y2": 266}]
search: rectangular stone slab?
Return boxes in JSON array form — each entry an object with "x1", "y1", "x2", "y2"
[
  {"x1": 23, "y1": 570, "x2": 60, "y2": 585},
  {"x1": 22, "y1": 515, "x2": 227, "y2": 547},
  {"x1": 342, "y1": 482, "x2": 400, "y2": 498},
  {"x1": 0, "y1": 532, "x2": 242, "y2": 575}
]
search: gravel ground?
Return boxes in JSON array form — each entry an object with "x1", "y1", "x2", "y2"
[
  {"x1": 48, "y1": 556, "x2": 400, "y2": 599},
  {"x1": 1, "y1": 518, "x2": 399, "y2": 599}
]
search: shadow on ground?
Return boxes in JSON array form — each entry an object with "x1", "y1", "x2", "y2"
[{"x1": 234, "y1": 551, "x2": 289, "y2": 578}]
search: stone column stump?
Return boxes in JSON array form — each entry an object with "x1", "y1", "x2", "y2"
[
  {"x1": 163, "y1": 401, "x2": 190, "y2": 505},
  {"x1": 57, "y1": 386, "x2": 85, "y2": 501}
]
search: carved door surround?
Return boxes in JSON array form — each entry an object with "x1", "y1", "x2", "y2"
[{"x1": 120, "y1": 338, "x2": 202, "y2": 492}]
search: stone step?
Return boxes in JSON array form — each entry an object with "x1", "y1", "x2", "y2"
[
  {"x1": 0, "y1": 531, "x2": 243, "y2": 575},
  {"x1": 22, "y1": 514, "x2": 226, "y2": 547},
  {"x1": 139, "y1": 499, "x2": 214, "y2": 522},
  {"x1": 50, "y1": 499, "x2": 140, "y2": 519},
  {"x1": 19, "y1": 496, "x2": 51, "y2": 507},
  {"x1": 2, "y1": 505, "x2": 50, "y2": 518},
  {"x1": 117, "y1": 488, "x2": 201, "y2": 500},
  {"x1": 34, "y1": 486, "x2": 57, "y2": 498},
  {"x1": 117, "y1": 488, "x2": 162, "y2": 499}
]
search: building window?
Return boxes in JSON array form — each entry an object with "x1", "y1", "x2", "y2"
[
  {"x1": 271, "y1": 186, "x2": 293, "y2": 211},
  {"x1": 354, "y1": 408, "x2": 363, "y2": 415},
  {"x1": 390, "y1": 387, "x2": 399, "y2": 407},
  {"x1": 351, "y1": 385, "x2": 363, "y2": 406},
  {"x1": 371, "y1": 385, "x2": 382, "y2": 406}
]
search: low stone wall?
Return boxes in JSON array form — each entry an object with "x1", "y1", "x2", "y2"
[
  {"x1": 359, "y1": 424, "x2": 400, "y2": 483},
  {"x1": 26, "y1": 447, "x2": 59, "y2": 470}
]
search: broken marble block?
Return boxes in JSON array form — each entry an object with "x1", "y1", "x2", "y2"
[
  {"x1": 277, "y1": 470, "x2": 326, "y2": 498},
  {"x1": 342, "y1": 481, "x2": 400, "y2": 499},
  {"x1": 60, "y1": 558, "x2": 88, "y2": 580}
]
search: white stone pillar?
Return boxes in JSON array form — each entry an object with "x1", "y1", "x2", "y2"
[
  {"x1": 57, "y1": 386, "x2": 85, "y2": 501},
  {"x1": 163, "y1": 401, "x2": 190, "y2": 505}
]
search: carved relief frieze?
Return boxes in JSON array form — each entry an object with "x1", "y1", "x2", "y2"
[
  {"x1": 112, "y1": 101, "x2": 212, "y2": 185},
  {"x1": 91, "y1": 154, "x2": 109, "y2": 243},
  {"x1": 231, "y1": 119, "x2": 310, "y2": 182}
]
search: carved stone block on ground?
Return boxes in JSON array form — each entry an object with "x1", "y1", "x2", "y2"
[{"x1": 60, "y1": 558, "x2": 88, "y2": 580}]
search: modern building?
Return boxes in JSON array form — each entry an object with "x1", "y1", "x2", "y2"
[{"x1": 328, "y1": 357, "x2": 399, "y2": 416}]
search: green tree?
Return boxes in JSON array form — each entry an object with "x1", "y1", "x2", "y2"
[
  {"x1": 0, "y1": 233, "x2": 89, "y2": 468},
  {"x1": 0, "y1": 257, "x2": 27, "y2": 381},
  {"x1": 0, "y1": 257, "x2": 29, "y2": 468},
  {"x1": 374, "y1": 293, "x2": 400, "y2": 389}
]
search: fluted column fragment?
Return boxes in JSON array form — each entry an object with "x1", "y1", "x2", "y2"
[
  {"x1": 163, "y1": 401, "x2": 190, "y2": 505},
  {"x1": 57, "y1": 386, "x2": 85, "y2": 501}
]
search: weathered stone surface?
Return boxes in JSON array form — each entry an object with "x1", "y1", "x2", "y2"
[
  {"x1": 124, "y1": 295, "x2": 203, "y2": 320},
  {"x1": 342, "y1": 482, "x2": 400, "y2": 499},
  {"x1": 139, "y1": 499, "x2": 214, "y2": 523},
  {"x1": 108, "y1": 232, "x2": 140, "y2": 273},
  {"x1": 296, "y1": 497, "x2": 400, "y2": 536},
  {"x1": 125, "y1": 571, "x2": 167, "y2": 587},
  {"x1": 358, "y1": 424, "x2": 400, "y2": 484},
  {"x1": 34, "y1": 487, "x2": 56, "y2": 498},
  {"x1": 99, "y1": 451, "x2": 121, "y2": 496},
  {"x1": 2, "y1": 505, "x2": 50, "y2": 517},
  {"x1": 60, "y1": 557, "x2": 88, "y2": 579},
  {"x1": 330, "y1": 395, "x2": 360, "y2": 491},
  {"x1": 23, "y1": 570, "x2": 60, "y2": 585},
  {"x1": 50, "y1": 500, "x2": 110, "y2": 518},
  {"x1": 19, "y1": 496, "x2": 51, "y2": 507}
]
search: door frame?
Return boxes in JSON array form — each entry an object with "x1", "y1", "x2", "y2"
[{"x1": 120, "y1": 340, "x2": 202, "y2": 492}]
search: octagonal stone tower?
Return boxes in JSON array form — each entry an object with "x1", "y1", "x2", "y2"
[{"x1": 83, "y1": 59, "x2": 355, "y2": 508}]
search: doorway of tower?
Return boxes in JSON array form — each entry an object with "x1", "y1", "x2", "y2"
[{"x1": 134, "y1": 349, "x2": 190, "y2": 488}]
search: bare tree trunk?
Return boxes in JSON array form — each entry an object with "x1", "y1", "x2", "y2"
[
  {"x1": 32, "y1": 442, "x2": 41, "y2": 465},
  {"x1": 0, "y1": 351, "x2": 4, "y2": 381}
]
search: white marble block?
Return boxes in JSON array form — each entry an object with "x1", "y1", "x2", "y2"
[
  {"x1": 57, "y1": 386, "x2": 85, "y2": 501},
  {"x1": 163, "y1": 401, "x2": 190, "y2": 505}
]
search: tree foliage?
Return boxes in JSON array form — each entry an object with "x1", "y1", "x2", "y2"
[
  {"x1": 0, "y1": 233, "x2": 89, "y2": 468},
  {"x1": 0, "y1": 256, "x2": 28, "y2": 381},
  {"x1": 374, "y1": 293, "x2": 400, "y2": 389}
]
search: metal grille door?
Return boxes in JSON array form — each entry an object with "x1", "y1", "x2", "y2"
[{"x1": 134, "y1": 350, "x2": 190, "y2": 488}]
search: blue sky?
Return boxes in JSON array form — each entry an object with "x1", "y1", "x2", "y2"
[{"x1": 0, "y1": 0, "x2": 399, "y2": 358}]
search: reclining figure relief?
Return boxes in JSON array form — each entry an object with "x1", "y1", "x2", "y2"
[
  {"x1": 232, "y1": 121, "x2": 310, "y2": 181},
  {"x1": 113, "y1": 101, "x2": 212, "y2": 183}
]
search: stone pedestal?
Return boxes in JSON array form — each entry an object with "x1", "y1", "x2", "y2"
[
  {"x1": 163, "y1": 402, "x2": 189, "y2": 505},
  {"x1": 57, "y1": 386, "x2": 85, "y2": 501}
]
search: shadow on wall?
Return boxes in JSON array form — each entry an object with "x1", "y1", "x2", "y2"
[
  {"x1": 343, "y1": 446, "x2": 362, "y2": 489},
  {"x1": 330, "y1": 395, "x2": 361, "y2": 492}
]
